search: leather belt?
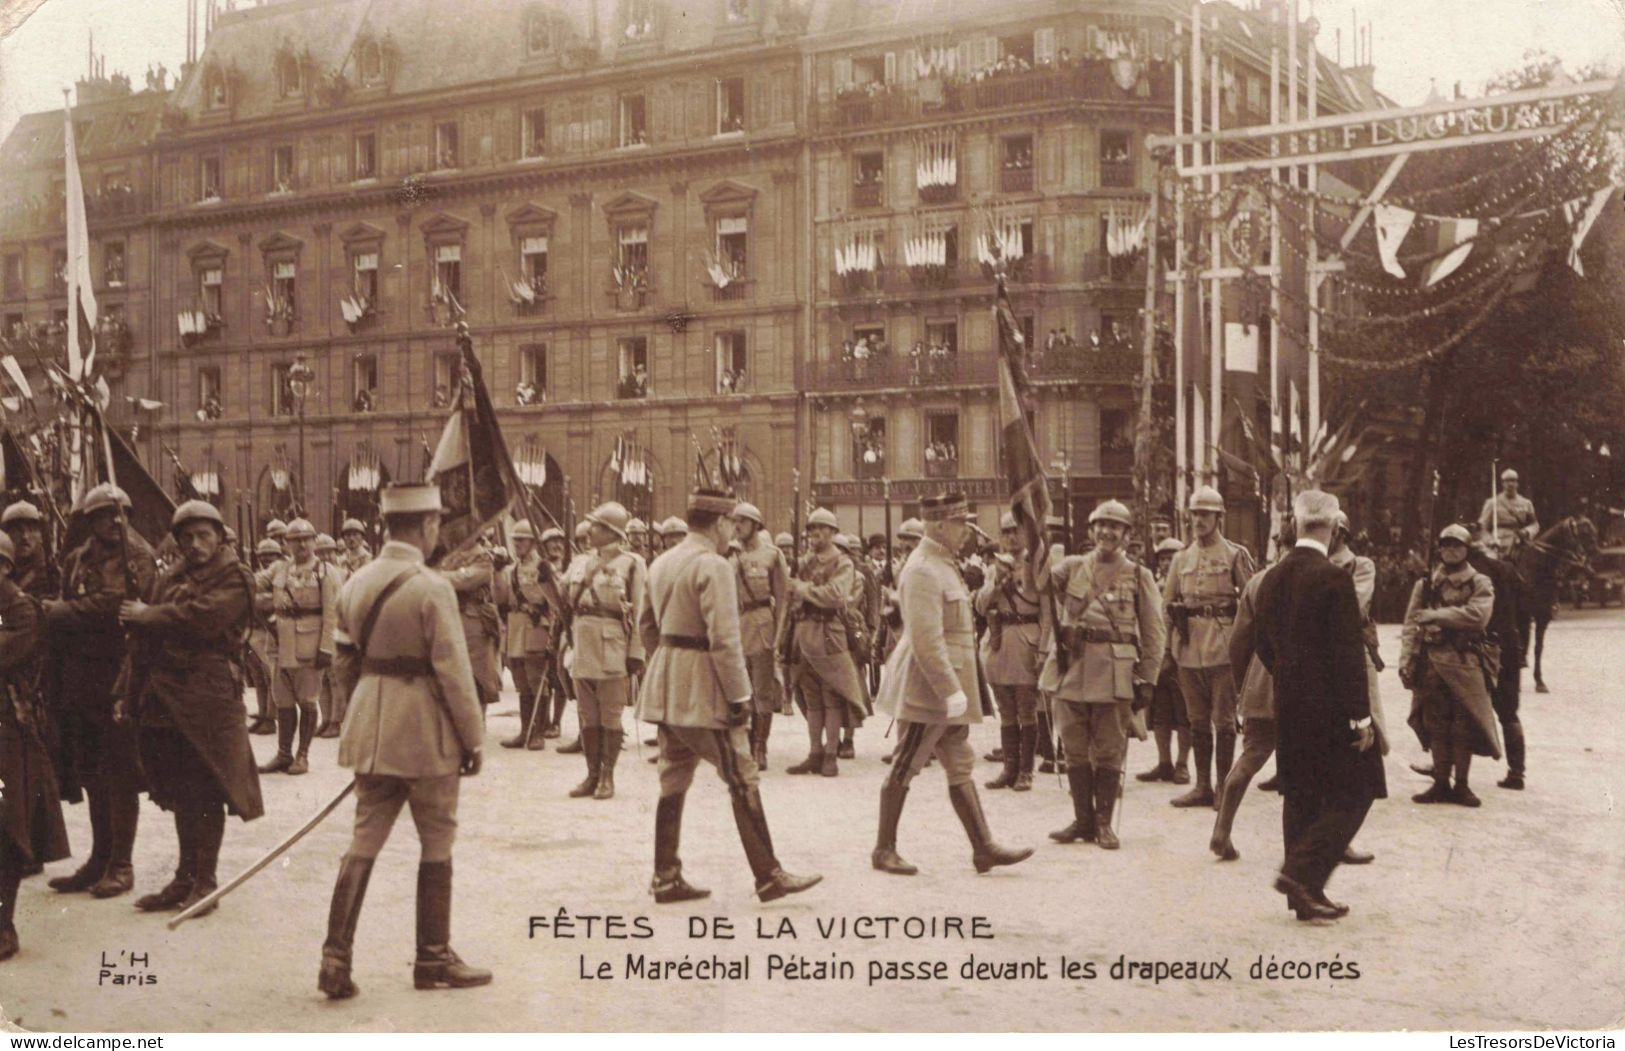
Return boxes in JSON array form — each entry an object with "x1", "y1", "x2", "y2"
[
  {"x1": 286, "y1": 606, "x2": 324, "y2": 618},
  {"x1": 1187, "y1": 603, "x2": 1237, "y2": 619},
  {"x1": 1078, "y1": 628, "x2": 1137, "y2": 644},
  {"x1": 660, "y1": 634, "x2": 710, "y2": 651},
  {"x1": 799, "y1": 607, "x2": 840, "y2": 622},
  {"x1": 362, "y1": 656, "x2": 432, "y2": 677},
  {"x1": 741, "y1": 598, "x2": 773, "y2": 613},
  {"x1": 576, "y1": 607, "x2": 623, "y2": 621},
  {"x1": 992, "y1": 612, "x2": 1041, "y2": 625}
]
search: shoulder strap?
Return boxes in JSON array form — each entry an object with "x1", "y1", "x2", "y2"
[{"x1": 356, "y1": 567, "x2": 418, "y2": 657}]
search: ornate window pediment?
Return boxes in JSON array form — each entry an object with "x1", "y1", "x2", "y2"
[
  {"x1": 698, "y1": 179, "x2": 758, "y2": 211},
  {"x1": 339, "y1": 221, "x2": 387, "y2": 248},
  {"x1": 187, "y1": 240, "x2": 230, "y2": 266},
  {"x1": 601, "y1": 190, "x2": 658, "y2": 223},
  {"x1": 505, "y1": 203, "x2": 558, "y2": 236},
  {"x1": 257, "y1": 230, "x2": 305, "y2": 259},
  {"x1": 419, "y1": 211, "x2": 472, "y2": 248}
]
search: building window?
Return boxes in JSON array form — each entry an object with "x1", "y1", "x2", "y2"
[
  {"x1": 617, "y1": 337, "x2": 649, "y2": 399},
  {"x1": 199, "y1": 155, "x2": 222, "y2": 201},
  {"x1": 433, "y1": 244, "x2": 462, "y2": 303},
  {"x1": 1001, "y1": 133, "x2": 1034, "y2": 192},
  {"x1": 3, "y1": 314, "x2": 22, "y2": 339},
  {"x1": 842, "y1": 322, "x2": 886, "y2": 381},
  {"x1": 723, "y1": 0, "x2": 750, "y2": 22},
  {"x1": 353, "y1": 132, "x2": 377, "y2": 180},
  {"x1": 1100, "y1": 130, "x2": 1133, "y2": 187},
  {"x1": 50, "y1": 249, "x2": 67, "y2": 294},
  {"x1": 358, "y1": 41, "x2": 384, "y2": 85},
  {"x1": 710, "y1": 215, "x2": 747, "y2": 291},
  {"x1": 352, "y1": 250, "x2": 379, "y2": 304},
  {"x1": 1100, "y1": 407, "x2": 1134, "y2": 472},
  {"x1": 432, "y1": 351, "x2": 459, "y2": 408},
  {"x1": 435, "y1": 121, "x2": 460, "y2": 169},
  {"x1": 917, "y1": 137, "x2": 958, "y2": 202},
  {"x1": 521, "y1": 236, "x2": 548, "y2": 292},
  {"x1": 852, "y1": 415, "x2": 886, "y2": 479},
  {"x1": 352, "y1": 354, "x2": 378, "y2": 412},
  {"x1": 517, "y1": 343, "x2": 547, "y2": 404},
  {"x1": 614, "y1": 223, "x2": 649, "y2": 293},
  {"x1": 197, "y1": 366, "x2": 223, "y2": 421},
  {"x1": 102, "y1": 241, "x2": 125, "y2": 287},
  {"x1": 521, "y1": 107, "x2": 546, "y2": 158},
  {"x1": 199, "y1": 265, "x2": 223, "y2": 317},
  {"x1": 3, "y1": 255, "x2": 22, "y2": 300},
  {"x1": 270, "y1": 145, "x2": 295, "y2": 193},
  {"x1": 205, "y1": 68, "x2": 228, "y2": 109},
  {"x1": 716, "y1": 77, "x2": 745, "y2": 134},
  {"x1": 276, "y1": 54, "x2": 302, "y2": 99},
  {"x1": 716, "y1": 331, "x2": 746, "y2": 393},
  {"x1": 269, "y1": 260, "x2": 297, "y2": 330},
  {"x1": 924, "y1": 412, "x2": 960, "y2": 478},
  {"x1": 623, "y1": 0, "x2": 655, "y2": 41},
  {"x1": 619, "y1": 94, "x2": 648, "y2": 147},
  {"x1": 526, "y1": 10, "x2": 553, "y2": 54},
  {"x1": 271, "y1": 362, "x2": 295, "y2": 416},
  {"x1": 853, "y1": 150, "x2": 884, "y2": 208}
]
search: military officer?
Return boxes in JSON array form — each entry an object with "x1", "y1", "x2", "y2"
[
  {"x1": 872, "y1": 492, "x2": 1032, "y2": 876},
  {"x1": 778, "y1": 508, "x2": 866, "y2": 777},
  {"x1": 245, "y1": 538, "x2": 283, "y2": 735},
  {"x1": 1042, "y1": 500, "x2": 1167, "y2": 850},
  {"x1": 635, "y1": 488, "x2": 822, "y2": 904},
  {"x1": 1478, "y1": 468, "x2": 1539, "y2": 556},
  {"x1": 537, "y1": 526, "x2": 571, "y2": 739},
  {"x1": 44, "y1": 483, "x2": 155, "y2": 899},
  {"x1": 258, "y1": 518, "x2": 339, "y2": 776},
  {"x1": 1465, "y1": 524, "x2": 1528, "y2": 790},
  {"x1": 2, "y1": 501, "x2": 59, "y2": 600},
  {"x1": 313, "y1": 534, "x2": 349, "y2": 738},
  {"x1": 119, "y1": 501, "x2": 263, "y2": 917},
  {"x1": 339, "y1": 518, "x2": 373, "y2": 572},
  {"x1": 658, "y1": 517, "x2": 688, "y2": 554},
  {"x1": 976, "y1": 513, "x2": 1044, "y2": 792},
  {"x1": 319, "y1": 483, "x2": 489, "y2": 1001},
  {"x1": 774, "y1": 531, "x2": 796, "y2": 564},
  {"x1": 564, "y1": 502, "x2": 646, "y2": 800},
  {"x1": 439, "y1": 536, "x2": 503, "y2": 714},
  {"x1": 1137, "y1": 537, "x2": 1192, "y2": 785},
  {"x1": 502, "y1": 520, "x2": 557, "y2": 750},
  {"x1": 729, "y1": 501, "x2": 790, "y2": 770},
  {"x1": 554, "y1": 522, "x2": 595, "y2": 755},
  {"x1": 1162, "y1": 486, "x2": 1255, "y2": 809},
  {"x1": 838, "y1": 531, "x2": 881, "y2": 757}
]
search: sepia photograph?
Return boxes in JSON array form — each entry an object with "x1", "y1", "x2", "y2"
[{"x1": 0, "y1": 0, "x2": 1622, "y2": 1035}]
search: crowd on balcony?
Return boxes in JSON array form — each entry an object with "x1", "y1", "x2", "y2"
[
  {"x1": 924, "y1": 440, "x2": 959, "y2": 468},
  {"x1": 909, "y1": 339, "x2": 958, "y2": 384},
  {"x1": 515, "y1": 381, "x2": 544, "y2": 406},
  {"x1": 855, "y1": 432, "x2": 886, "y2": 469},
  {"x1": 618, "y1": 363, "x2": 650, "y2": 400},
  {"x1": 718, "y1": 367, "x2": 747, "y2": 394},
  {"x1": 838, "y1": 333, "x2": 890, "y2": 380}
]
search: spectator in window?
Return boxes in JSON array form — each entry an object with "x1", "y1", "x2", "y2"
[
  {"x1": 354, "y1": 389, "x2": 375, "y2": 413},
  {"x1": 432, "y1": 384, "x2": 450, "y2": 409},
  {"x1": 630, "y1": 363, "x2": 649, "y2": 398}
]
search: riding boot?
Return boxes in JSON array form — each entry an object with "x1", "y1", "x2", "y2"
[
  {"x1": 568, "y1": 727, "x2": 602, "y2": 797},
  {"x1": 547, "y1": 690, "x2": 567, "y2": 738},
  {"x1": 136, "y1": 810, "x2": 195, "y2": 912},
  {"x1": 1050, "y1": 764, "x2": 1096, "y2": 843},
  {"x1": 594, "y1": 730, "x2": 622, "y2": 800},
  {"x1": 1138, "y1": 727, "x2": 1175, "y2": 782},
  {"x1": 1412, "y1": 747, "x2": 1454, "y2": 803},
  {"x1": 754, "y1": 713, "x2": 773, "y2": 771},
  {"x1": 732, "y1": 786, "x2": 821, "y2": 901},
  {"x1": 249, "y1": 680, "x2": 275, "y2": 734},
  {"x1": 1014, "y1": 724, "x2": 1036, "y2": 791},
  {"x1": 1214, "y1": 727, "x2": 1237, "y2": 810},
  {"x1": 178, "y1": 803, "x2": 224, "y2": 916},
  {"x1": 787, "y1": 707, "x2": 824, "y2": 774},
  {"x1": 1499, "y1": 723, "x2": 1526, "y2": 789},
  {"x1": 316, "y1": 674, "x2": 335, "y2": 739},
  {"x1": 1171, "y1": 730, "x2": 1215, "y2": 807},
  {"x1": 651, "y1": 793, "x2": 710, "y2": 903},
  {"x1": 50, "y1": 788, "x2": 109, "y2": 892},
  {"x1": 288, "y1": 704, "x2": 317, "y2": 775},
  {"x1": 1172, "y1": 726, "x2": 1192, "y2": 783},
  {"x1": 949, "y1": 782, "x2": 1032, "y2": 873},
  {"x1": 318, "y1": 855, "x2": 374, "y2": 999},
  {"x1": 1452, "y1": 741, "x2": 1481, "y2": 807},
  {"x1": 1093, "y1": 769, "x2": 1123, "y2": 850},
  {"x1": 0, "y1": 846, "x2": 21, "y2": 960},
  {"x1": 504, "y1": 688, "x2": 534, "y2": 748},
  {"x1": 90, "y1": 791, "x2": 138, "y2": 898},
  {"x1": 258, "y1": 708, "x2": 295, "y2": 773},
  {"x1": 985, "y1": 725, "x2": 1020, "y2": 789},
  {"x1": 872, "y1": 782, "x2": 917, "y2": 875},
  {"x1": 412, "y1": 861, "x2": 493, "y2": 990},
  {"x1": 1035, "y1": 709, "x2": 1056, "y2": 771}
]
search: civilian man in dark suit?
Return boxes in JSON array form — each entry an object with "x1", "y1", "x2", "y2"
[{"x1": 1252, "y1": 490, "x2": 1386, "y2": 922}]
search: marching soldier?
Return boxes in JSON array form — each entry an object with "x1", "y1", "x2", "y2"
[
  {"x1": 258, "y1": 518, "x2": 339, "y2": 777},
  {"x1": 1478, "y1": 468, "x2": 1539, "y2": 556},
  {"x1": 1137, "y1": 537, "x2": 1192, "y2": 785},
  {"x1": 119, "y1": 501, "x2": 263, "y2": 917},
  {"x1": 339, "y1": 518, "x2": 373, "y2": 572},
  {"x1": 439, "y1": 536, "x2": 502, "y2": 714},
  {"x1": 501, "y1": 521, "x2": 557, "y2": 750},
  {"x1": 976, "y1": 513, "x2": 1043, "y2": 792},
  {"x1": 1465, "y1": 524, "x2": 1528, "y2": 790},
  {"x1": 1162, "y1": 486, "x2": 1255, "y2": 809},
  {"x1": 319, "y1": 483, "x2": 489, "y2": 1001},
  {"x1": 1042, "y1": 500, "x2": 1166, "y2": 850},
  {"x1": 1401, "y1": 524, "x2": 1502, "y2": 808},
  {"x1": 245, "y1": 538, "x2": 283, "y2": 735},
  {"x1": 44, "y1": 483, "x2": 156, "y2": 899},
  {"x1": 2, "y1": 501, "x2": 58, "y2": 600},
  {"x1": 729, "y1": 502, "x2": 789, "y2": 770},
  {"x1": 564, "y1": 502, "x2": 646, "y2": 800},
  {"x1": 778, "y1": 508, "x2": 866, "y2": 777},
  {"x1": 635, "y1": 487, "x2": 822, "y2": 904},
  {"x1": 872, "y1": 492, "x2": 1032, "y2": 876}
]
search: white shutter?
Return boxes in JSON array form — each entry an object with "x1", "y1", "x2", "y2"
[
  {"x1": 273, "y1": 261, "x2": 296, "y2": 279},
  {"x1": 1034, "y1": 27, "x2": 1056, "y2": 65},
  {"x1": 436, "y1": 244, "x2": 461, "y2": 262},
  {"x1": 355, "y1": 251, "x2": 379, "y2": 271},
  {"x1": 883, "y1": 51, "x2": 897, "y2": 84},
  {"x1": 521, "y1": 236, "x2": 549, "y2": 254},
  {"x1": 201, "y1": 267, "x2": 223, "y2": 286},
  {"x1": 833, "y1": 56, "x2": 852, "y2": 91}
]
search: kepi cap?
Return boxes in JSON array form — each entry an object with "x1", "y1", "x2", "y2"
[{"x1": 380, "y1": 483, "x2": 443, "y2": 516}]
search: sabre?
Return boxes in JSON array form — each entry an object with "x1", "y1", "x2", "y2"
[{"x1": 167, "y1": 780, "x2": 356, "y2": 929}]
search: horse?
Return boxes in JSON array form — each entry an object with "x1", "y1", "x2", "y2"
[{"x1": 1510, "y1": 516, "x2": 1597, "y2": 693}]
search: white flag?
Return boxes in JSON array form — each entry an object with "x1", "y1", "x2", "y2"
[
  {"x1": 1373, "y1": 204, "x2": 1416, "y2": 279},
  {"x1": 64, "y1": 101, "x2": 98, "y2": 381},
  {"x1": 1424, "y1": 217, "x2": 1477, "y2": 287},
  {"x1": 1565, "y1": 186, "x2": 1614, "y2": 275}
]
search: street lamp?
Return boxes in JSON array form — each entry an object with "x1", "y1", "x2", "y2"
[
  {"x1": 287, "y1": 352, "x2": 316, "y2": 517},
  {"x1": 1051, "y1": 449, "x2": 1072, "y2": 549}
]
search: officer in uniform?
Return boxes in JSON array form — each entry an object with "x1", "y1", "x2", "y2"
[
  {"x1": 439, "y1": 536, "x2": 502, "y2": 714},
  {"x1": 554, "y1": 522, "x2": 595, "y2": 755},
  {"x1": 319, "y1": 483, "x2": 489, "y2": 1001},
  {"x1": 258, "y1": 518, "x2": 339, "y2": 776},
  {"x1": 1465, "y1": 524, "x2": 1528, "y2": 790},
  {"x1": 1138, "y1": 536, "x2": 1192, "y2": 785},
  {"x1": 1042, "y1": 500, "x2": 1166, "y2": 850},
  {"x1": 1478, "y1": 468, "x2": 1539, "y2": 556},
  {"x1": 976, "y1": 512, "x2": 1043, "y2": 792},
  {"x1": 2, "y1": 501, "x2": 59, "y2": 599},
  {"x1": 119, "y1": 501, "x2": 263, "y2": 917},
  {"x1": 246, "y1": 538, "x2": 284, "y2": 735},
  {"x1": 1162, "y1": 486, "x2": 1255, "y2": 809},
  {"x1": 778, "y1": 508, "x2": 866, "y2": 777},
  {"x1": 537, "y1": 527, "x2": 570, "y2": 738},
  {"x1": 872, "y1": 492, "x2": 1032, "y2": 876},
  {"x1": 565, "y1": 502, "x2": 646, "y2": 800},
  {"x1": 314, "y1": 534, "x2": 349, "y2": 738},
  {"x1": 838, "y1": 531, "x2": 881, "y2": 755},
  {"x1": 44, "y1": 483, "x2": 155, "y2": 899},
  {"x1": 635, "y1": 488, "x2": 822, "y2": 904},
  {"x1": 1401, "y1": 524, "x2": 1502, "y2": 808},
  {"x1": 729, "y1": 501, "x2": 789, "y2": 770},
  {"x1": 339, "y1": 518, "x2": 373, "y2": 572},
  {"x1": 502, "y1": 521, "x2": 557, "y2": 750}
]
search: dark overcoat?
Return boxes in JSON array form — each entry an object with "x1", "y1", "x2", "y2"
[{"x1": 0, "y1": 577, "x2": 71, "y2": 864}]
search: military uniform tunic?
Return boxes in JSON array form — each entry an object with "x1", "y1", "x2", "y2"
[
  {"x1": 974, "y1": 560, "x2": 1042, "y2": 728},
  {"x1": 264, "y1": 556, "x2": 338, "y2": 709},
  {"x1": 505, "y1": 549, "x2": 557, "y2": 709},
  {"x1": 1162, "y1": 537, "x2": 1254, "y2": 732},
  {"x1": 784, "y1": 548, "x2": 865, "y2": 723},
  {"x1": 440, "y1": 546, "x2": 502, "y2": 708},
  {"x1": 730, "y1": 533, "x2": 789, "y2": 714},
  {"x1": 566, "y1": 543, "x2": 646, "y2": 729},
  {"x1": 1401, "y1": 564, "x2": 1502, "y2": 760},
  {"x1": 1478, "y1": 493, "x2": 1539, "y2": 554}
]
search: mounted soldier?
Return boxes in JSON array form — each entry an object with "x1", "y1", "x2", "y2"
[{"x1": 1478, "y1": 468, "x2": 1539, "y2": 557}]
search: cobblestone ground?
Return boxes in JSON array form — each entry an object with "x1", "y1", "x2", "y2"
[{"x1": 2, "y1": 611, "x2": 1623, "y2": 1033}]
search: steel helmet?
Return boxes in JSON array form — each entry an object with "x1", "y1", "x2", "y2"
[
  {"x1": 732, "y1": 501, "x2": 764, "y2": 528},
  {"x1": 318, "y1": 533, "x2": 341, "y2": 552},
  {"x1": 171, "y1": 499, "x2": 224, "y2": 537},
  {"x1": 832, "y1": 533, "x2": 856, "y2": 554},
  {"x1": 224, "y1": 526, "x2": 238, "y2": 543},
  {"x1": 627, "y1": 516, "x2": 649, "y2": 536},
  {"x1": 1156, "y1": 537, "x2": 1185, "y2": 555},
  {"x1": 539, "y1": 527, "x2": 566, "y2": 544},
  {"x1": 1500, "y1": 468, "x2": 1519, "y2": 482},
  {"x1": 897, "y1": 518, "x2": 925, "y2": 541},
  {"x1": 284, "y1": 517, "x2": 317, "y2": 540},
  {"x1": 255, "y1": 538, "x2": 283, "y2": 557},
  {"x1": 573, "y1": 520, "x2": 590, "y2": 539},
  {"x1": 774, "y1": 531, "x2": 794, "y2": 547},
  {"x1": 340, "y1": 517, "x2": 367, "y2": 536},
  {"x1": 0, "y1": 532, "x2": 14, "y2": 567},
  {"x1": 1, "y1": 501, "x2": 43, "y2": 527},
  {"x1": 586, "y1": 501, "x2": 631, "y2": 540},
  {"x1": 1089, "y1": 499, "x2": 1133, "y2": 528},
  {"x1": 1188, "y1": 486, "x2": 1225, "y2": 514},
  {"x1": 660, "y1": 516, "x2": 688, "y2": 537},
  {"x1": 510, "y1": 520, "x2": 537, "y2": 542},
  {"x1": 265, "y1": 518, "x2": 288, "y2": 538},
  {"x1": 81, "y1": 483, "x2": 131, "y2": 517},
  {"x1": 999, "y1": 511, "x2": 1019, "y2": 532},
  {"x1": 1439, "y1": 523, "x2": 1472, "y2": 545},
  {"x1": 806, "y1": 508, "x2": 839, "y2": 530}
]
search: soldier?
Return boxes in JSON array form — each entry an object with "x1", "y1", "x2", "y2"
[
  {"x1": 635, "y1": 487, "x2": 822, "y2": 904},
  {"x1": 554, "y1": 522, "x2": 595, "y2": 755},
  {"x1": 1043, "y1": 500, "x2": 1166, "y2": 850},
  {"x1": 976, "y1": 513, "x2": 1043, "y2": 792},
  {"x1": 1401, "y1": 524, "x2": 1502, "y2": 808},
  {"x1": 838, "y1": 531, "x2": 881, "y2": 757},
  {"x1": 1137, "y1": 536, "x2": 1192, "y2": 785},
  {"x1": 658, "y1": 517, "x2": 688, "y2": 554},
  {"x1": 1162, "y1": 486, "x2": 1256, "y2": 809},
  {"x1": 573, "y1": 520, "x2": 592, "y2": 557},
  {"x1": 265, "y1": 518, "x2": 288, "y2": 550},
  {"x1": 318, "y1": 483, "x2": 489, "y2": 1000},
  {"x1": 564, "y1": 502, "x2": 646, "y2": 800},
  {"x1": 339, "y1": 518, "x2": 373, "y2": 572},
  {"x1": 895, "y1": 518, "x2": 924, "y2": 566},
  {"x1": 1149, "y1": 516, "x2": 1174, "y2": 549},
  {"x1": 2, "y1": 501, "x2": 59, "y2": 600},
  {"x1": 245, "y1": 538, "x2": 283, "y2": 735},
  {"x1": 1465, "y1": 525, "x2": 1528, "y2": 790},
  {"x1": 774, "y1": 531, "x2": 795, "y2": 563},
  {"x1": 729, "y1": 502, "x2": 790, "y2": 770},
  {"x1": 314, "y1": 534, "x2": 349, "y2": 738},
  {"x1": 258, "y1": 518, "x2": 339, "y2": 776},
  {"x1": 779, "y1": 508, "x2": 866, "y2": 777},
  {"x1": 627, "y1": 517, "x2": 651, "y2": 562},
  {"x1": 502, "y1": 521, "x2": 556, "y2": 750},
  {"x1": 43, "y1": 483, "x2": 155, "y2": 899},
  {"x1": 1478, "y1": 468, "x2": 1539, "y2": 556},
  {"x1": 0, "y1": 531, "x2": 70, "y2": 960},
  {"x1": 537, "y1": 526, "x2": 571, "y2": 739},
  {"x1": 119, "y1": 501, "x2": 263, "y2": 917},
  {"x1": 872, "y1": 492, "x2": 1032, "y2": 876},
  {"x1": 439, "y1": 535, "x2": 502, "y2": 715}
]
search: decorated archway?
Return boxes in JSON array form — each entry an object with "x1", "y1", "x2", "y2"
[
  {"x1": 511, "y1": 437, "x2": 566, "y2": 528},
  {"x1": 254, "y1": 449, "x2": 301, "y2": 527},
  {"x1": 597, "y1": 436, "x2": 660, "y2": 523},
  {"x1": 335, "y1": 444, "x2": 392, "y2": 538}
]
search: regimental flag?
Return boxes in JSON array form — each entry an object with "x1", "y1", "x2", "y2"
[
  {"x1": 64, "y1": 101, "x2": 98, "y2": 382},
  {"x1": 992, "y1": 276, "x2": 1051, "y2": 588},
  {"x1": 429, "y1": 331, "x2": 514, "y2": 557},
  {"x1": 59, "y1": 399, "x2": 177, "y2": 552}
]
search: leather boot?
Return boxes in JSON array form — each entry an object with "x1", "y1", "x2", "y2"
[
  {"x1": 1093, "y1": 769, "x2": 1123, "y2": 850},
  {"x1": 318, "y1": 855, "x2": 374, "y2": 999},
  {"x1": 1137, "y1": 726, "x2": 1175, "y2": 782},
  {"x1": 1014, "y1": 724, "x2": 1036, "y2": 791},
  {"x1": 258, "y1": 708, "x2": 295, "y2": 773},
  {"x1": 732, "y1": 787, "x2": 821, "y2": 901},
  {"x1": 1, "y1": 848, "x2": 24, "y2": 960},
  {"x1": 1452, "y1": 742, "x2": 1481, "y2": 807},
  {"x1": 1172, "y1": 727, "x2": 1192, "y2": 783},
  {"x1": 503, "y1": 688, "x2": 534, "y2": 748},
  {"x1": 594, "y1": 730, "x2": 622, "y2": 800},
  {"x1": 872, "y1": 781, "x2": 917, "y2": 875},
  {"x1": 90, "y1": 791, "x2": 138, "y2": 898},
  {"x1": 1498, "y1": 723, "x2": 1526, "y2": 790},
  {"x1": 177, "y1": 804, "x2": 224, "y2": 917},
  {"x1": 1171, "y1": 730, "x2": 1215, "y2": 807},
  {"x1": 1214, "y1": 728, "x2": 1237, "y2": 810},
  {"x1": 136, "y1": 811, "x2": 195, "y2": 912},
  {"x1": 949, "y1": 782, "x2": 1033, "y2": 873},
  {"x1": 1035, "y1": 710, "x2": 1056, "y2": 771},
  {"x1": 288, "y1": 705, "x2": 317, "y2": 775},
  {"x1": 50, "y1": 789, "x2": 109, "y2": 892},
  {"x1": 412, "y1": 861, "x2": 492, "y2": 990},
  {"x1": 557, "y1": 733, "x2": 584, "y2": 754},
  {"x1": 785, "y1": 748, "x2": 823, "y2": 775},
  {"x1": 1412, "y1": 747, "x2": 1454, "y2": 803},
  {"x1": 753, "y1": 713, "x2": 772, "y2": 771},
  {"x1": 1050, "y1": 764, "x2": 1096, "y2": 843},
  {"x1": 651, "y1": 793, "x2": 710, "y2": 903},
  {"x1": 568, "y1": 727, "x2": 602, "y2": 797},
  {"x1": 985, "y1": 725, "x2": 1020, "y2": 789}
]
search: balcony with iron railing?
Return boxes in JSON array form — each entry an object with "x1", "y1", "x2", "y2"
[
  {"x1": 851, "y1": 181, "x2": 884, "y2": 209},
  {"x1": 829, "y1": 255, "x2": 1052, "y2": 298},
  {"x1": 1099, "y1": 160, "x2": 1136, "y2": 188},
  {"x1": 1030, "y1": 342, "x2": 1141, "y2": 383},
  {"x1": 810, "y1": 350, "x2": 999, "y2": 392},
  {"x1": 999, "y1": 165, "x2": 1034, "y2": 193},
  {"x1": 924, "y1": 456, "x2": 960, "y2": 480}
]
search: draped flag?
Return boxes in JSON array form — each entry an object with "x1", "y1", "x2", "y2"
[
  {"x1": 993, "y1": 277, "x2": 1052, "y2": 589},
  {"x1": 1373, "y1": 204, "x2": 1416, "y2": 279},
  {"x1": 429, "y1": 329, "x2": 516, "y2": 556},
  {"x1": 64, "y1": 100, "x2": 98, "y2": 382},
  {"x1": 1424, "y1": 217, "x2": 1477, "y2": 287}
]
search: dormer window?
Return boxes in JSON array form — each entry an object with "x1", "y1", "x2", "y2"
[
  {"x1": 276, "y1": 54, "x2": 302, "y2": 99},
  {"x1": 205, "y1": 69, "x2": 228, "y2": 110},
  {"x1": 358, "y1": 40, "x2": 384, "y2": 85},
  {"x1": 526, "y1": 10, "x2": 553, "y2": 55}
]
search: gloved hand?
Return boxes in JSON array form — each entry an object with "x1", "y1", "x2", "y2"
[
  {"x1": 945, "y1": 690, "x2": 968, "y2": 718},
  {"x1": 728, "y1": 700, "x2": 751, "y2": 728},
  {"x1": 1132, "y1": 681, "x2": 1153, "y2": 713},
  {"x1": 461, "y1": 747, "x2": 483, "y2": 777},
  {"x1": 315, "y1": 651, "x2": 332, "y2": 670},
  {"x1": 626, "y1": 657, "x2": 644, "y2": 678}
]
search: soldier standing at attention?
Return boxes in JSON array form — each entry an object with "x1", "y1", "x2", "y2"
[
  {"x1": 339, "y1": 518, "x2": 373, "y2": 573},
  {"x1": 872, "y1": 492, "x2": 1031, "y2": 876},
  {"x1": 2, "y1": 502, "x2": 59, "y2": 600},
  {"x1": 729, "y1": 502, "x2": 789, "y2": 770},
  {"x1": 537, "y1": 527, "x2": 571, "y2": 739},
  {"x1": 774, "y1": 532, "x2": 796, "y2": 564},
  {"x1": 779, "y1": 508, "x2": 865, "y2": 778},
  {"x1": 318, "y1": 483, "x2": 489, "y2": 1001},
  {"x1": 501, "y1": 521, "x2": 555, "y2": 751},
  {"x1": 554, "y1": 522, "x2": 595, "y2": 756},
  {"x1": 635, "y1": 488, "x2": 822, "y2": 904},
  {"x1": 837, "y1": 531, "x2": 880, "y2": 757},
  {"x1": 1478, "y1": 468, "x2": 1539, "y2": 557},
  {"x1": 258, "y1": 518, "x2": 338, "y2": 777},
  {"x1": 976, "y1": 513, "x2": 1043, "y2": 792},
  {"x1": 1137, "y1": 537, "x2": 1192, "y2": 785},
  {"x1": 1042, "y1": 500, "x2": 1166, "y2": 851},
  {"x1": 565, "y1": 502, "x2": 646, "y2": 801},
  {"x1": 313, "y1": 534, "x2": 348, "y2": 738},
  {"x1": 627, "y1": 517, "x2": 651, "y2": 563},
  {"x1": 658, "y1": 518, "x2": 688, "y2": 554},
  {"x1": 1163, "y1": 486, "x2": 1255, "y2": 809},
  {"x1": 439, "y1": 535, "x2": 502, "y2": 715},
  {"x1": 1465, "y1": 524, "x2": 1528, "y2": 791},
  {"x1": 246, "y1": 538, "x2": 284, "y2": 736}
]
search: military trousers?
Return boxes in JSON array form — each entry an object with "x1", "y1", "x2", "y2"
[
  {"x1": 576, "y1": 677, "x2": 629, "y2": 731},
  {"x1": 1420, "y1": 666, "x2": 1475, "y2": 751},
  {"x1": 508, "y1": 656, "x2": 547, "y2": 708},
  {"x1": 273, "y1": 665, "x2": 323, "y2": 711},
  {"x1": 990, "y1": 683, "x2": 1039, "y2": 728},
  {"x1": 884, "y1": 721, "x2": 975, "y2": 788},
  {"x1": 794, "y1": 665, "x2": 847, "y2": 717},
  {"x1": 1177, "y1": 665, "x2": 1238, "y2": 733},
  {"x1": 656, "y1": 724, "x2": 760, "y2": 798},
  {"x1": 746, "y1": 654, "x2": 784, "y2": 715},
  {"x1": 1148, "y1": 666, "x2": 1190, "y2": 732},
  {"x1": 349, "y1": 773, "x2": 460, "y2": 862},
  {"x1": 1053, "y1": 699, "x2": 1130, "y2": 772}
]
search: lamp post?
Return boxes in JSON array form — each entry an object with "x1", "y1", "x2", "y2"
[
  {"x1": 851, "y1": 400, "x2": 869, "y2": 540},
  {"x1": 287, "y1": 353, "x2": 316, "y2": 517},
  {"x1": 1051, "y1": 449, "x2": 1072, "y2": 549}
]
